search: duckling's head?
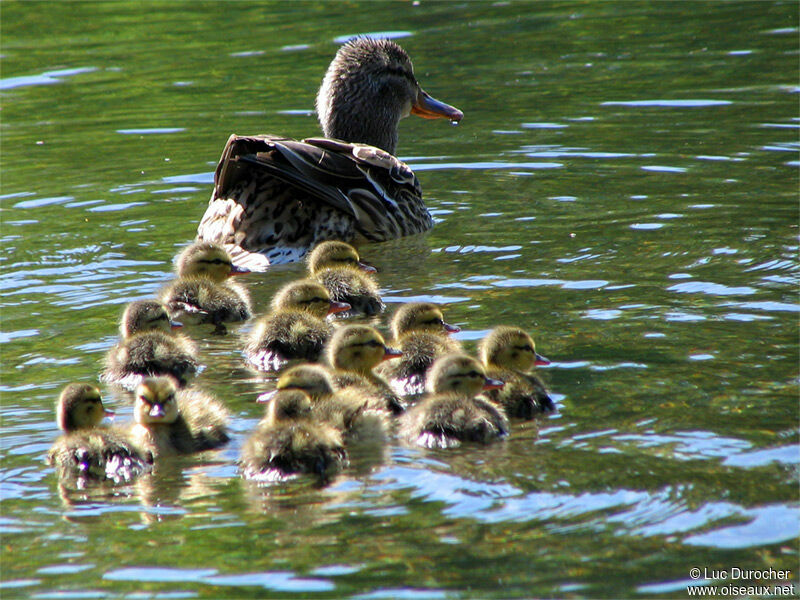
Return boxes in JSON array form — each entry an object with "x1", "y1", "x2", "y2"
[
  {"x1": 264, "y1": 389, "x2": 314, "y2": 425},
  {"x1": 56, "y1": 383, "x2": 113, "y2": 432},
  {"x1": 120, "y1": 300, "x2": 179, "y2": 338},
  {"x1": 316, "y1": 37, "x2": 463, "y2": 155},
  {"x1": 390, "y1": 302, "x2": 461, "y2": 339},
  {"x1": 307, "y1": 241, "x2": 377, "y2": 275},
  {"x1": 175, "y1": 241, "x2": 249, "y2": 282},
  {"x1": 276, "y1": 364, "x2": 335, "y2": 400},
  {"x1": 134, "y1": 377, "x2": 180, "y2": 425},
  {"x1": 327, "y1": 324, "x2": 402, "y2": 372},
  {"x1": 427, "y1": 354, "x2": 504, "y2": 397},
  {"x1": 272, "y1": 279, "x2": 350, "y2": 318},
  {"x1": 479, "y1": 326, "x2": 550, "y2": 371}
]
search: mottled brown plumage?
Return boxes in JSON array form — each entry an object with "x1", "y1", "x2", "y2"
[{"x1": 196, "y1": 37, "x2": 462, "y2": 270}]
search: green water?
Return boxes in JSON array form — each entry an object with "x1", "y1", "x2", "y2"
[{"x1": 1, "y1": 1, "x2": 798, "y2": 598}]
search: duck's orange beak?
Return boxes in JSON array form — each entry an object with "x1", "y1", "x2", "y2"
[
  {"x1": 412, "y1": 89, "x2": 463, "y2": 122},
  {"x1": 170, "y1": 320, "x2": 183, "y2": 330},
  {"x1": 482, "y1": 377, "x2": 504, "y2": 391},
  {"x1": 382, "y1": 347, "x2": 403, "y2": 361},
  {"x1": 328, "y1": 301, "x2": 351, "y2": 315},
  {"x1": 535, "y1": 352, "x2": 550, "y2": 366}
]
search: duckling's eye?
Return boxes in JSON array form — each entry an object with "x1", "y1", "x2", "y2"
[
  {"x1": 425, "y1": 318, "x2": 444, "y2": 326},
  {"x1": 466, "y1": 371, "x2": 483, "y2": 379},
  {"x1": 517, "y1": 344, "x2": 534, "y2": 353}
]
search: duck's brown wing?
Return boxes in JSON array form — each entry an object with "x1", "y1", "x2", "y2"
[{"x1": 197, "y1": 134, "x2": 433, "y2": 269}]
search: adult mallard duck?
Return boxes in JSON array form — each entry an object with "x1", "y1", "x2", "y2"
[
  {"x1": 47, "y1": 383, "x2": 153, "y2": 482},
  {"x1": 240, "y1": 388, "x2": 347, "y2": 484},
  {"x1": 101, "y1": 300, "x2": 200, "y2": 389},
  {"x1": 478, "y1": 326, "x2": 555, "y2": 418},
  {"x1": 159, "y1": 241, "x2": 252, "y2": 334},
  {"x1": 307, "y1": 241, "x2": 384, "y2": 316},
  {"x1": 243, "y1": 279, "x2": 350, "y2": 371},
  {"x1": 196, "y1": 37, "x2": 463, "y2": 270},
  {"x1": 399, "y1": 354, "x2": 509, "y2": 449},
  {"x1": 376, "y1": 302, "x2": 462, "y2": 396},
  {"x1": 325, "y1": 324, "x2": 405, "y2": 414},
  {"x1": 128, "y1": 376, "x2": 230, "y2": 457}
]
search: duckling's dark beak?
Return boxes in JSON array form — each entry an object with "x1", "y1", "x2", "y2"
[
  {"x1": 535, "y1": 353, "x2": 551, "y2": 366},
  {"x1": 229, "y1": 264, "x2": 251, "y2": 276},
  {"x1": 382, "y1": 347, "x2": 403, "y2": 361},
  {"x1": 256, "y1": 390, "x2": 277, "y2": 404},
  {"x1": 328, "y1": 301, "x2": 352, "y2": 315},
  {"x1": 412, "y1": 89, "x2": 463, "y2": 122},
  {"x1": 482, "y1": 377, "x2": 505, "y2": 391},
  {"x1": 149, "y1": 404, "x2": 166, "y2": 418},
  {"x1": 170, "y1": 320, "x2": 183, "y2": 330},
  {"x1": 443, "y1": 322, "x2": 460, "y2": 334},
  {"x1": 357, "y1": 260, "x2": 378, "y2": 274}
]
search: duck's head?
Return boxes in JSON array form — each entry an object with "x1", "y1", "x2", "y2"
[
  {"x1": 175, "y1": 241, "x2": 250, "y2": 282},
  {"x1": 276, "y1": 364, "x2": 335, "y2": 400},
  {"x1": 56, "y1": 383, "x2": 113, "y2": 432},
  {"x1": 316, "y1": 37, "x2": 463, "y2": 155},
  {"x1": 327, "y1": 324, "x2": 402, "y2": 372},
  {"x1": 479, "y1": 326, "x2": 550, "y2": 371},
  {"x1": 264, "y1": 389, "x2": 314, "y2": 425},
  {"x1": 134, "y1": 377, "x2": 180, "y2": 425},
  {"x1": 427, "y1": 354, "x2": 504, "y2": 397},
  {"x1": 307, "y1": 241, "x2": 377, "y2": 275},
  {"x1": 121, "y1": 300, "x2": 181, "y2": 338},
  {"x1": 390, "y1": 302, "x2": 460, "y2": 339},
  {"x1": 272, "y1": 279, "x2": 351, "y2": 318}
]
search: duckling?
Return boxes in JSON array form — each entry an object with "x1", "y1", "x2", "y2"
[
  {"x1": 196, "y1": 37, "x2": 463, "y2": 270},
  {"x1": 128, "y1": 376, "x2": 230, "y2": 457},
  {"x1": 376, "y1": 302, "x2": 462, "y2": 396},
  {"x1": 272, "y1": 364, "x2": 389, "y2": 443},
  {"x1": 159, "y1": 241, "x2": 251, "y2": 334},
  {"x1": 478, "y1": 326, "x2": 555, "y2": 418},
  {"x1": 399, "y1": 354, "x2": 509, "y2": 449},
  {"x1": 101, "y1": 300, "x2": 200, "y2": 389},
  {"x1": 307, "y1": 241, "x2": 384, "y2": 316},
  {"x1": 244, "y1": 279, "x2": 350, "y2": 371},
  {"x1": 240, "y1": 389, "x2": 347, "y2": 483},
  {"x1": 47, "y1": 383, "x2": 153, "y2": 482},
  {"x1": 325, "y1": 324, "x2": 405, "y2": 414}
]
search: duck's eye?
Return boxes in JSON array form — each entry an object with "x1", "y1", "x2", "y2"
[
  {"x1": 517, "y1": 344, "x2": 534, "y2": 353},
  {"x1": 466, "y1": 371, "x2": 482, "y2": 379}
]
